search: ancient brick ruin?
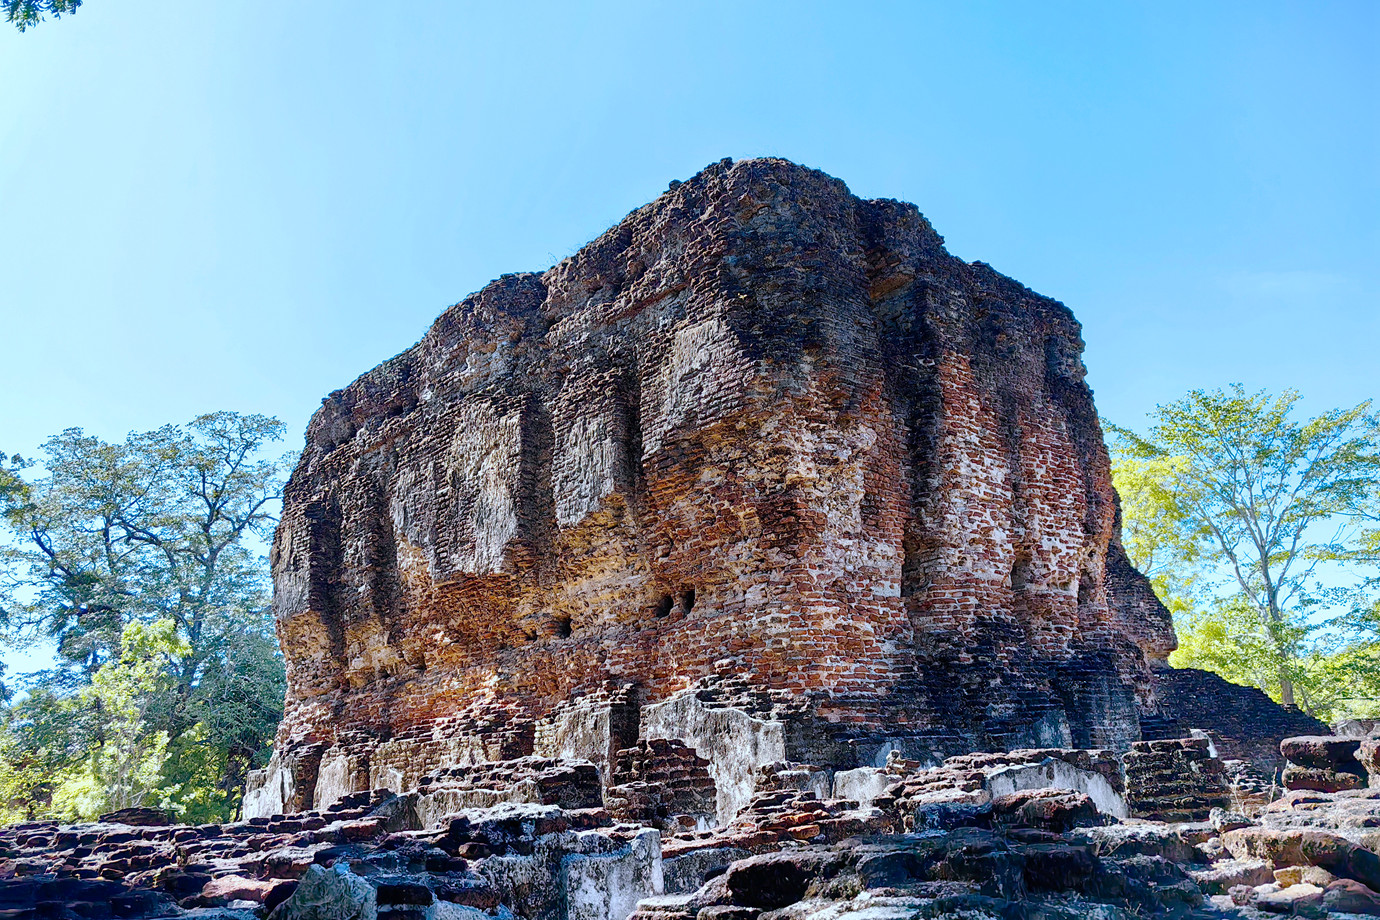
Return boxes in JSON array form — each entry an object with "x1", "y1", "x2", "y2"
[
  {"x1": 252, "y1": 156, "x2": 1305, "y2": 825},
  {"x1": 16, "y1": 736, "x2": 1380, "y2": 919},
  {"x1": 13, "y1": 158, "x2": 1380, "y2": 920}
]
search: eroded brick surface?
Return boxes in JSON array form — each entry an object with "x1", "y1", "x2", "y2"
[
  {"x1": 264, "y1": 157, "x2": 1180, "y2": 812},
  {"x1": 1124, "y1": 737, "x2": 1232, "y2": 822}
]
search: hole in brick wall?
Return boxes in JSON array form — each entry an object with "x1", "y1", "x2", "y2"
[
  {"x1": 554, "y1": 614, "x2": 572, "y2": 638},
  {"x1": 681, "y1": 588, "x2": 696, "y2": 614},
  {"x1": 654, "y1": 594, "x2": 675, "y2": 618},
  {"x1": 1077, "y1": 576, "x2": 1094, "y2": 607},
  {"x1": 1010, "y1": 552, "x2": 1032, "y2": 591}
]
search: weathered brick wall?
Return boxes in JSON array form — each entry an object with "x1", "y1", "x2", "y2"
[
  {"x1": 1149, "y1": 666, "x2": 1327, "y2": 773},
  {"x1": 1123, "y1": 737, "x2": 1231, "y2": 822},
  {"x1": 607, "y1": 739, "x2": 717, "y2": 829},
  {"x1": 267, "y1": 157, "x2": 1178, "y2": 807}
]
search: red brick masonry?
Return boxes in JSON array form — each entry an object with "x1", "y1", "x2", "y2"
[{"x1": 263, "y1": 158, "x2": 1181, "y2": 809}]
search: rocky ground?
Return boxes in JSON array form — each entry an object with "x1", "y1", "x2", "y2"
[{"x1": 6, "y1": 736, "x2": 1380, "y2": 920}]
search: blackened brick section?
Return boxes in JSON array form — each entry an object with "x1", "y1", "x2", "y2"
[
  {"x1": 1148, "y1": 667, "x2": 1327, "y2": 774},
  {"x1": 1124, "y1": 737, "x2": 1231, "y2": 822}
]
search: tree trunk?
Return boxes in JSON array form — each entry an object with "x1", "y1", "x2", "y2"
[
  {"x1": 220, "y1": 744, "x2": 253, "y2": 818},
  {"x1": 1265, "y1": 596, "x2": 1296, "y2": 707},
  {"x1": 1279, "y1": 672, "x2": 1296, "y2": 707}
]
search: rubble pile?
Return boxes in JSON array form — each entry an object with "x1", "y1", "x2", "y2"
[
  {"x1": 1123, "y1": 738, "x2": 1232, "y2": 822},
  {"x1": 8, "y1": 732, "x2": 1380, "y2": 918}
]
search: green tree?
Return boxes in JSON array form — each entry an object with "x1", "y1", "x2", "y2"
[
  {"x1": 156, "y1": 626, "x2": 285, "y2": 822},
  {"x1": 1111, "y1": 453, "x2": 1202, "y2": 618},
  {"x1": 4, "y1": 0, "x2": 81, "y2": 32},
  {"x1": 0, "y1": 413, "x2": 292, "y2": 819},
  {"x1": 49, "y1": 620, "x2": 185, "y2": 820},
  {"x1": 0, "y1": 458, "x2": 19, "y2": 704},
  {"x1": 0, "y1": 452, "x2": 25, "y2": 509},
  {"x1": 1112, "y1": 385, "x2": 1380, "y2": 710},
  {"x1": 1307, "y1": 596, "x2": 1380, "y2": 719},
  {"x1": 0, "y1": 683, "x2": 90, "y2": 821}
]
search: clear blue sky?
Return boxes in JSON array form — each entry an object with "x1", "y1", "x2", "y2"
[{"x1": 1, "y1": 2, "x2": 1376, "y2": 466}]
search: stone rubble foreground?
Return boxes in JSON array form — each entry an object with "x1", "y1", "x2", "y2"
[{"x1": 7, "y1": 731, "x2": 1380, "y2": 919}]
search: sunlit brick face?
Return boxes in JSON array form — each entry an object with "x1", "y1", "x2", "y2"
[{"x1": 268, "y1": 158, "x2": 1175, "y2": 798}]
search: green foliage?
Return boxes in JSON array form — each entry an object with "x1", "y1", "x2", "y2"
[
  {"x1": 0, "y1": 741, "x2": 39, "y2": 824},
  {"x1": 1112, "y1": 454, "x2": 1201, "y2": 618},
  {"x1": 0, "y1": 453, "x2": 25, "y2": 510},
  {"x1": 4, "y1": 0, "x2": 81, "y2": 32},
  {"x1": 1303, "y1": 597, "x2": 1380, "y2": 720},
  {"x1": 0, "y1": 682, "x2": 93, "y2": 821},
  {"x1": 0, "y1": 413, "x2": 292, "y2": 823},
  {"x1": 1111, "y1": 385, "x2": 1380, "y2": 719},
  {"x1": 1167, "y1": 595, "x2": 1313, "y2": 696},
  {"x1": 54, "y1": 620, "x2": 187, "y2": 820},
  {"x1": 161, "y1": 722, "x2": 230, "y2": 825},
  {"x1": 3, "y1": 414, "x2": 290, "y2": 677},
  {"x1": 0, "y1": 452, "x2": 30, "y2": 700},
  {"x1": 156, "y1": 627, "x2": 286, "y2": 823}
]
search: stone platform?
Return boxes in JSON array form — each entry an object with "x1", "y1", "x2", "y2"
[{"x1": 12, "y1": 735, "x2": 1380, "y2": 919}]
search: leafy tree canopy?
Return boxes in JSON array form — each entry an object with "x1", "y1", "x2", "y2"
[
  {"x1": 1110, "y1": 385, "x2": 1380, "y2": 720},
  {"x1": 0, "y1": 413, "x2": 291, "y2": 822},
  {"x1": 4, "y1": 0, "x2": 81, "y2": 32},
  {"x1": 0, "y1": 453, "x2": 25, "y2": 508}
]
